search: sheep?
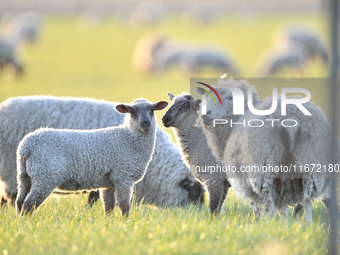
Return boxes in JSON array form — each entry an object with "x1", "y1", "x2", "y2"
[
  {"x1": 161, "y1": 91, "x2": 303, "y2": 216},
  {"x1": 5, "y1": 11, "x2": 42, "y2": 45},
  {"x1": 132, "y1": 33, "x2": 196, "y2": 75},
  {"x1": 15, "y1": 98, "x2": 169, "y2": 216},
  {"x1": 255, "y1": 26, "x2": 328, "y2": 77},
  {"x1": 87, "y1": 124, "x2": 204, "y2": 207},
  {"x1": 0, "y1": 35, "x2": 23, "y2": 75},
  {"x1": 151, "y1": 42, "x2": 197, "y2": 75},
  {"x1": 133, "y1": 33, "x2": 239, "y2": 76},
  {"x1": 0, "y1": 96, "x2": 203, "y2": 207},
  {"x1": 192, "y1": 47, "x2": 239, "y2": 75},
  {"x1": 162, "y1": 92, "x2": 230, "y2": 214},
  {"x1": 195, "y1": 77, "x2": 338, "y2": 222},
  {"x1": 254, "y1": 42, "x2": 308, "y2": 77},
  {"x1": 278, "y1": 26, "x2": 329, "y2": 63}
]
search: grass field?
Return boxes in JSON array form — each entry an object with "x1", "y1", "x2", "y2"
[{"x1": 0, "y1": 14, "x2": 338, "y2": 254}]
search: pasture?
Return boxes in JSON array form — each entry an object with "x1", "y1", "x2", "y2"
[{"x1": 0, "y1": 14, "x2": 337, "y2": 254}]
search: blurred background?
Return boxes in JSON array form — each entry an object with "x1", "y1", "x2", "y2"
[{"x1": 0, "y1": 0, "x2": 335, "y2": 139}]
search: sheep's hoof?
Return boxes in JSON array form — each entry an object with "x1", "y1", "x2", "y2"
[{"x1": 210, "y1": 211, "x2": 219, "y2": 219}]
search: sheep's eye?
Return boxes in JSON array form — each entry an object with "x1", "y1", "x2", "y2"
[
  {"x1": 150, "y1": 109, "x2": 154, "y2": 114},
  {"x1": 227, "y1": 96, "x2": 232, "y2": 100},
  {"x1": 183, "y1": 104, "x2": 189, "y2": 109},
  {"x1": 130, "y1": 108, "x2": 135, "y2": 114}
]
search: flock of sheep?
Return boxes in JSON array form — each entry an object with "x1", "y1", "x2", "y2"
[
  {"x1": 0, "y1": 96, "x2": 203, "y2": 211},
  {"x1": 133, "y1": 26, "x2": 329, "y2": 77},
  {"x1": 0, "y1": 78, "x2": 337, "y2": 227},
  {"x1": 0, "y1": 10, "x2": 329, "y2": 78}
]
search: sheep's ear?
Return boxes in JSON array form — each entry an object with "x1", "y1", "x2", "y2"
[
  {"x1": 194, "y1": 99, "x2": 201, "y2": 111},
  {"x1": 167, "y1": 92, "x2": 175, "y2": 101},
  {"x1": 153, "y1": 101, "x2": 169, "y2": 111},
  {"x1": 115, "y1": 104, "x2": 129, "y2": 114},
  {"x1": 194, "y1": 88, "x2": 205, "y2": 95}
]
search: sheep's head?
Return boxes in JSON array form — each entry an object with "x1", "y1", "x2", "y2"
[
  {"x1": 116, "y1": 98, "x2": 168, "y2": 132},
  {"x1": 162, "y1": 92, "x2": 201, "y2": 128},
  {"x1": 195, "y1": 79, "x2": 259, "y2": 126},
  {"x1": 180, "y1": 177, "x2": 205, "y2": 205}
]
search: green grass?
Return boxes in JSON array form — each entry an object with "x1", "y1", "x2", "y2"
[
  {"x1": 0, "y1": 14, "x2": 338, "y2": 255},
  {"x1": 0, "y1": 194, "x2": 333, "y2": 255}
]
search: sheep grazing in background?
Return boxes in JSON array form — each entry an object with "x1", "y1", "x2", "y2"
[
  {"x1": 0, "y1": 96, "x2": 203, "y2": 207},
  {"x1": 162, "y1": 93, "x2": 230, "y2": 214},
  {"x1": 0, "y1": 35, "x2": 23, "y2": 75},
  {"x1": 151, "y1": 42, "x2": 197, "y2": 75},
  {"x1": 255, "y1": 26, "x2": 328, "y2": 77},
  {"x1": 278, "y1": 26, "x2": 328, "y2": 63},
  {"x1": 132, "y1": 33, "x2": 195, "y2": 75},
  {"x1": 193, "y1": 47, "x2": 239, "y2": 75},
  {"x1": 133, "y1": 33, "x2": 239, "y2": 76},
  {"x1": 254, "y1": 42, "x2": 308, "y2": 77},
  {"x1": 195, "y1": 78, "x2": 338, "y2": 222},
  {"x1": 16, "y1": 98, "x2": 168, "y2": 216},
  {"x1": 5, "y1": 11, "x2": 42, "y2": 45}
]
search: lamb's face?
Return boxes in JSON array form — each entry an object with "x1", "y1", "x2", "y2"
[
  {"x1": 162, "y1": 93, "x2": 200, "y2": 128},
  {"x1": 116, "y1": 99, "x2": 168, "y2": 132}
]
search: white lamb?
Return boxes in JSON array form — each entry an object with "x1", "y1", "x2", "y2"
[
  {"x1": 195, "y1": 78, "x2": 338, "y2": 222},
  {"x1": 0, "y1": 96, "x2": 203, "y2": 207},
  {"x1": 16, "y1": 98, "x2": 168, "y2": 216}
]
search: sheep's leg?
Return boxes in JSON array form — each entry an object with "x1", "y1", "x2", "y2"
[
  {"x1": 20, "y1": 185, "x2": 54, "y2": 216},
  {"x1": 87, "y1": 191, "x2": 100, "y2": 207},
  {"x1": 0, "y1": 196, "x2": 7, "y2": 208},
  {"x1": 262, "y1": 180, "x2": 275, "y2": 219},
  {"x1": 205, "y1": 181, "x2": 224, "y2": 215},
  {"x1": 249, "y1": 201, "x2": 262, "y2": 221},
  {"x1": 115, "y1": 184, "x2": 134, "y2": 217},
  {"x1": 322, "y1": 179, "x2": 338, "y2": 255},
  {"x1": 16, "y1": 174, "x2": 32, "y2": 215},
  {"x1": 10, "y1": 194, "x2": 17, "y2": 207},
  {"x1": 302, "y1": 179, "x2": 314, "y2": 223},
  {"x1": 216, "y1": 183, "x2": 230, "y2": 213},
  {"x1": 100, "y1": 188, "x2": 116, "y2": 214},
  {"x1": 292, "y1": 203, "x2": 303, "y2": 217}
]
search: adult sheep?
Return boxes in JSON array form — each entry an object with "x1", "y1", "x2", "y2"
[
  {"x1": 161, "y1": 92, "x2": 304, "y2": 217},
  {"x1": 162, "y1": 92, "x2": 230, "y2": 214},
  {"x1": 254, "y1": 42, "x2": 308, "y2": 77},
  {"x1": 133, "y1": 33, "x2": 239, "y2": 76},
  {"x1": 0, "y1": 96, "x2": 204, "y2": 207},
  {"x1": 5, "y1": 12, "x2": 42, "y2": 45},
  {"x1": 277, "y1": 26, "x2": 328, "y2": 63},
  {"x1": 16, "y1": 98, "x2": 168, "y2": 216},
  {"x1": 195, "y1": 78, "x2": 338, "y2": 222}
]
